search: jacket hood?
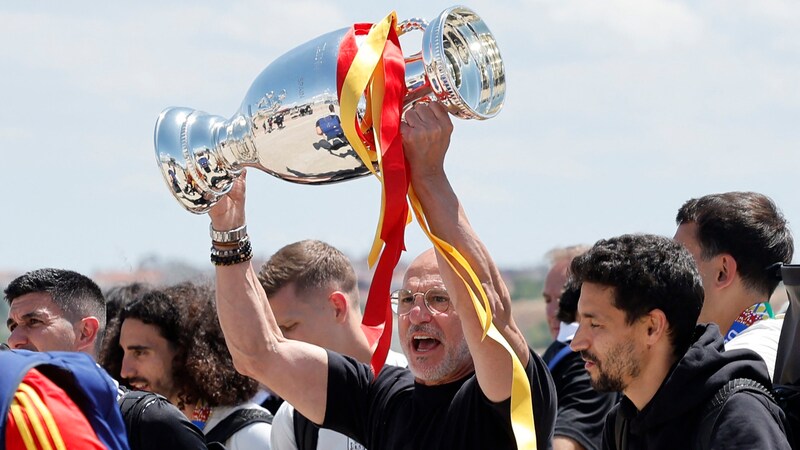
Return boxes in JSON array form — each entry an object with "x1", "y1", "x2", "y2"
[{"x1": 634, "y1": 323, "x2": 772, "y2": 430}]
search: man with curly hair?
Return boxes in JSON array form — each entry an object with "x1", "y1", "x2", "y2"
[
  {"x1": 100, "y1": 282, "x2": 273, "y2": 449},
  {"x1": 5, "y1": 269, "x2": 207, "y2": 450}
]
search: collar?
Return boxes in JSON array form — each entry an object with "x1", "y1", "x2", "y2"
[
  {"x1": 724, "y1": 302, "x2": 774, "y2": 343},
  {"x1": 556, "y1": 322, "x2": 579, "y2": 343}
]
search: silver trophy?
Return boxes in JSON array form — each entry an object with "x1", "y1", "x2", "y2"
[{"x1": 154, "y1": 5, "x2": 505, "y2": 213}]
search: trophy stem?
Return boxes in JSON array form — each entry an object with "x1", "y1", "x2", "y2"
[{"x1": 403, "y1": 52, "x2": 437, "y2": 106}]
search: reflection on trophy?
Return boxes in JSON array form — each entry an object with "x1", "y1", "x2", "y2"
[{"x1": 154, "y1": 5, "x2": 506, "y2": 213}]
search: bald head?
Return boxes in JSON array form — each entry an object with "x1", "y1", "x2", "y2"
[{"x1": 404, "y1": 249, "x2": 440, "y2": 284}]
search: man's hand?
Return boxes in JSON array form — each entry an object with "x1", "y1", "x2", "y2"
[
  {"x1": 401, "y1": 102, "x2": 454, "y2": 184},
  {"x1": 209, "y1": 170, "x2": 247, "y2": 231}
]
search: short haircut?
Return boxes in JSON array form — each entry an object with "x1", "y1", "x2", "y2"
[
  {"x1": 258, "y1": 240, "x2": 358, "y2": 300},
  {"x1": 99, "y1": 282, "x2": 258, "y2": 408},
  {"x1": 571, "y1": 234, "x2": 704, "y2": 359},
  {"x1": 4, "y1": 268, "x2": 106, "y2": 350},
  {"x1": 556, "y1": 280, "x2": 581, "y2": 324},
  {"x1": 676, "y1": 192, "x2": 794, "y2": 297}
]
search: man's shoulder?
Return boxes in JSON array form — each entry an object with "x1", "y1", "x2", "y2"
[
  {"x1": 725, "y1": 318, "x2": 783, "y2": 379},
  {"x1": 119, "y1": 390, "x2": 206, "y2": 449},
  {"x1": 121, "y1": 390, "x2": 193, "y2": 427},
  {"x1": 206, "y1": 403, "x2": 273, "y2": 449},
  {"x1": 709, "y1": 385, "x2": 791, "y2": 448}
]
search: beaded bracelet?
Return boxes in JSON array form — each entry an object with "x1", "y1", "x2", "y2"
[
  {"x1": 211, "y1": 239, "x2": 252, "y2": 256},
  {"x1": 211, "y1": 248, "x2": 253, "y2": 266},
  {"x1": 210, "y1": 240, "x2": 253, "y2": 266}
]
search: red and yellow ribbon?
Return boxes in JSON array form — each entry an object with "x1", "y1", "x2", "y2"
[{"x1": 336, "y1": 12, "x2": 536, "y2": 449}]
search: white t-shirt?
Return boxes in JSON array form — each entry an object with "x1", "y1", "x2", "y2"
[
  {"x1": 204, "y1": 402, "x2": 273, "y2": 450},
  {"x1": 725, "y1": 317, "x2": 783, "y2": 381},
  {"x1": 270, "y1": 350, "x2": 408, "y2": 450}
]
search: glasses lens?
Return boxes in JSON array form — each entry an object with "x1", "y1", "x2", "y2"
[
  {"x1": 425, "y1": 288, "x2": 450, "y2": 313},
  {"x1": 391, "y1": 289, "x2": 414, "y2": 315}
]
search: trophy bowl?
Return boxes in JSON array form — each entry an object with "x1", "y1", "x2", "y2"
[{"x1": 154, "y1": 5, "x2": 505, "y2": 213}]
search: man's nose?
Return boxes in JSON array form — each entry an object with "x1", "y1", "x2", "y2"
[
  {"x1": 570, "y1": 324, "x2": 588, "y2": 352},
  {"x1": 120, "y1": 354, "x2": 136, "y2": 379},
  {"x1": 7, "y1": 327, "x2": 28, "y2": 350},
  {"x1": 407, "y1": 298, "x2": 433, "y2": 324}
]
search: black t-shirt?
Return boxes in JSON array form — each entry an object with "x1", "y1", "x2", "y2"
[
  {"x1": 323, "y1": 348, "x2": 556, "y2": 450},
  {"x1": 543, "y1": 340, "x2": 618, "y2": 450},
  {"x1": 122, "y1": 392, "x2": 207, "y2": 450}
]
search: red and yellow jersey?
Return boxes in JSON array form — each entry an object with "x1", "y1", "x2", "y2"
[{"x1": 6, "y1": 368, "x2": 106, "y2": 450}]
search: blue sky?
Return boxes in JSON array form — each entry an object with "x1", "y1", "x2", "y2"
[{"x1": 2, "y1": 0, "x2": 799, "y2": 275}]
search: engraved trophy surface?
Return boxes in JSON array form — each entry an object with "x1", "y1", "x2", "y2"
[{"x1": 155, "y1": 5, "x2": 505, "y2": 213}]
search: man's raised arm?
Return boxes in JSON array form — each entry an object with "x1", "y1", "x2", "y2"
[
  {"x1": 209, "y1": 172, "x2": 329, "y2": 424},
  {"x1": 401, "y1": 102, "x2": 530, "y2": 403}
]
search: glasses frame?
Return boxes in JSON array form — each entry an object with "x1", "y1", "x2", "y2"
[{"x1": 390, "y1": 287, "x2": 451, "y2": 316}]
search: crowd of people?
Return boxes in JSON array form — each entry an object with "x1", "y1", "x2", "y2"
[{"x1": 2, "y1": 102, "x2": 797, "y2": 449}]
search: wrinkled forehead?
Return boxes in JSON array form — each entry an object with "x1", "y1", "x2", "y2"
[
  {"x1": 403, "y1": 271, "x2": 445, "y2": 291},
  {"x1": 9, "y1": 292, "x2": 63, "y2": 316}
]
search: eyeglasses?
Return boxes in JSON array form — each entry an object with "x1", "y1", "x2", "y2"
[{"x1": 390, "y1": 287, "x2": 451, "y2": 316}]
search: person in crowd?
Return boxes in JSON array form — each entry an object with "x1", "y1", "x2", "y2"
[
  {"x1": 542, "y1": 246, "x2": 590, "y2": 341},
  {"x1": 540, "y1": 246, "x2": 617, "y2": 450},
  {"x1": 4, "y1": 268, "x2": 206, "y2": 449},
  {"x1": 0, "y1": 348, "x2": 130, "y2": 450},
  {"x1": 100, "y1": 282, "x2": 273, "y2": 450},
  {"x1": 206, "y1": 102, "x2": 557, "y2": 449},
  {"x1": 105, "y1": 282, "x2": 151, "y2": 326},
  {"x1": 570, "y1": 234, "x2": 791, "y2": 448},
  {"x1": 258, "y1": 239, "x2": 407, "y2": 450},
  {"x1": 674, "y1": 191, "x2": 794, "y2": 379}
]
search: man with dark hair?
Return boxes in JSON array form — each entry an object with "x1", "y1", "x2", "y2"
[
  {"x1": 4, "y1": 269, "x2": 207, "y2": 450},
  {"x1": 540, "y1": 247, "x2": 616, "y2": 450},
  {"x1": 259, "y1": 239, "x2": 406, "y2": 450},
  {"x1": 207, "y1": 102, "x2": 556, "y2": 449},
  {"x1": 105, "y1": 282, "x2": 150, "y2": 325},
  {"x1": 6, "y1": 268, "x2": 106, "y2": 355},
  {"x1": 100, "y1": 282, "x2": 273, "y2": 450},
  {"x1": 570, "y1": 234, "x2": 790, "y2": 448},
  {"x1": 675, "y1": 191, "x2": 794, "y2": 378}
]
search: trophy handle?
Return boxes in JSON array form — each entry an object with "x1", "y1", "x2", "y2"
[
  {"x1": 397, "y1": 18, "x2": 439, "y2": 107},
  {"x1": 397, "y1": 17, "x2": 428, "y2": 35}
]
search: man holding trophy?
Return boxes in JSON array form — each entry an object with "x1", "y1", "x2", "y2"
[
  {"x1": 205, "y1": 101, "x2": 556, "y2": 450},
  {"x1": 154, "y1": 7, "x2": 554, "y2": 448}
]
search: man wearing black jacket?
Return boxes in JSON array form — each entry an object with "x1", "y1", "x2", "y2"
[{"x1": 569, "y1": 234, "x2": 791, "y2": 449}]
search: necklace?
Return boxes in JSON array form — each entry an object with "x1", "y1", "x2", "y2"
[{"x1": 191, "y1": 400, "x2": 212, "y2": 429}]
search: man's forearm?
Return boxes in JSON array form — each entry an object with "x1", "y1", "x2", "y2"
[
  {"x1": 214, "y1": 261, "x2": 330, "y2": 424},
  {"x1": 411, "y1": 173, "x2": 530, "y2": 400}
]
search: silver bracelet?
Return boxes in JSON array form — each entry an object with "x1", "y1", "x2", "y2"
[{"x1": 210, "y1": 223, "x2": 248, "y2": 244}]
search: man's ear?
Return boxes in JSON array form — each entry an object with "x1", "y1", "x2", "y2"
[
  {"x1": 643, "y1": 309, "x2": 668, "y2": 346},
  {"x1": 328, "y1": 292, "x2": 349, "y2": 323},
  {"x1": 715, "y1": 254, "x2": 738, "y2": 289},
  {"x1": 75, "y1": 316, "x2": 101, "y2": 353}
]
